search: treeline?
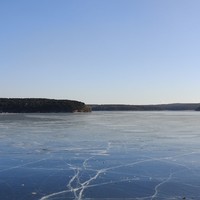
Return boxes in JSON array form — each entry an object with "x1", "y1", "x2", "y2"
[
  {"x1": 90, "y1": 103, "x2": 200, "y2": 111},
  {"x1": 1, "y1": 99, "x2": 199, "y2": 113},
  {"x1": 0, "y1": 98, "x2": 91, "y2": 113}
]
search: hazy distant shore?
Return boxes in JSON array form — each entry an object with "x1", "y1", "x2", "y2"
[{"x1": 89, "y1": 103, "x2": 200, "y2": 111}]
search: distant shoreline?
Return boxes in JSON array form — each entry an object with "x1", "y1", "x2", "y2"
[
  {"x1": 0, "y1": 98, "x2": 199, "y2": 113},
  {"x1": 89, "y1": 103, "x2": 200, "y2": 111}
]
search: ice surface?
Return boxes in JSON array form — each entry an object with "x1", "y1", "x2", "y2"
[{"x1": 0, "y1": 112, "x2": 200, "y2": 200}]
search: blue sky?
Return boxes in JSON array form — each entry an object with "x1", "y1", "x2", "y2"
[{"x1": 1, "y1": 0, "x2": 200, "y2": 104}]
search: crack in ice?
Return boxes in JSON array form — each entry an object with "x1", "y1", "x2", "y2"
[{"x1": 39, "y1": 147, "x2": 200, "y2": 200}]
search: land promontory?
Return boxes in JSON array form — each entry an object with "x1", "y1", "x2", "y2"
[{"x1": 0, "y1": 98, "x2": 91, "y2": 113}]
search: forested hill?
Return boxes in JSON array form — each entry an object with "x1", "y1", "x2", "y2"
[
  {"x1": 90, "y1": 103, "x2": 200, "y2": 111},
  {"x1": 0, "y1": 98, "x2": 91, "y2": 113}
]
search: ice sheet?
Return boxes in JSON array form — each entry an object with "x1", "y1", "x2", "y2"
[{"x1": 0, "y1": 112, "x2": 200, "y2": 200}]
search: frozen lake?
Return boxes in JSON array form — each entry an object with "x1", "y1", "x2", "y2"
[{"x1": 0, "y1": 111, "x2": 200, "y2": 200}]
